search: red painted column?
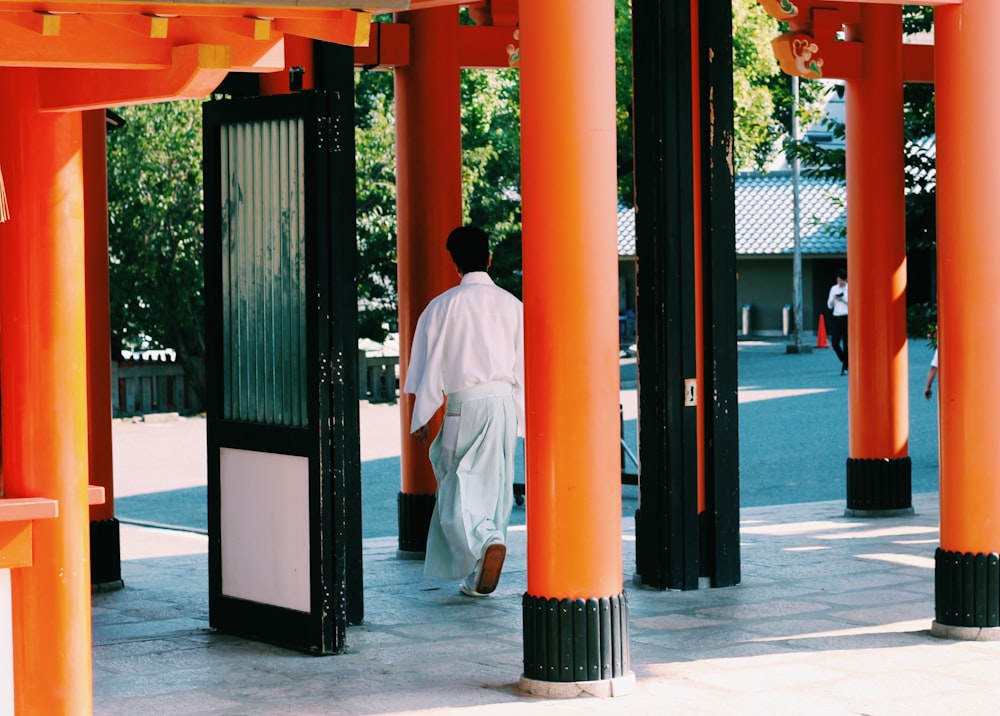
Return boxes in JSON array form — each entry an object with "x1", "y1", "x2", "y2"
[
  {"x1": 690, "y1": 0, "x2": 706, "y2": 513},
  {"x1": 519, "y1": 0, "x2": 632, "y2": 694},
  {"x1": 0, "y1": 68, "x2": 94, "y2": 714},
  {"x1": 843, "y1": 5, "x2": 911, "y2": 515},
  {"x1": 933, "y1": 0, "x2": 1000, "y2": 636},
  {"x1": 83, "y1": 109, "x2": 122, "y2": 589},
  {"x1": 393, "y1": 7, "x2": 463, "y2": 554}
]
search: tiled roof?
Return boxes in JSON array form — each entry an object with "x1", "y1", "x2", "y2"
[
  {"x1": 734, "y1": 172, "x2": 846, "y2": 256},
  {"x1": 617, "y1": 200, "x2": 636, "y2": 256},
  {"x1": 617, "y1": 172, "x2": 847, "y2": 257}
]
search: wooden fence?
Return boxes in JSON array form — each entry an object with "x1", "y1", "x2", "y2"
[
  {"x1": 112, "y1": 357, "x2": 200, "y2": 418},
  {"x1": 112, "y1": 351, "x2": 399, "y2": 417},
  {"x1": 358, "y1": 351, "x2": 399, "y2": 404}
]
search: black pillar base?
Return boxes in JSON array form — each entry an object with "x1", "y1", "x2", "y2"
[
  {"x1": 90, "y1": 517, "x2": 123, "y2": 591},
  {"x1": 845, "y1": 456, "x2": 913, "y2": 515},
  {"x1": 521, "y1": 591, "x2": 633, "y2": 695},
  {"x1": 935, "y1": 548, "x2": 1000, "y2": 630},
  {"x1": 397, "y1": 491, "x2": 434, "y2": 559}
]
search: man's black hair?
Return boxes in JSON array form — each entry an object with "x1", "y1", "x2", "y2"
[
  {"x1": 446, "y1": 225, "x2": 490, "y2": 274},
  {"x1": 837, "y1": 268, "x2": 847, "y2": 280}
]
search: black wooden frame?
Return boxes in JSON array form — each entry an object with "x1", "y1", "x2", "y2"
[
  {"x1": 203, "y1": 77, "x2": 361, "y2": 653},
  {"x1": 632, "y1": 0, "x2": 740, "y2": 591}
]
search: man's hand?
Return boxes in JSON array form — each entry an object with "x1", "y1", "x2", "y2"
[
  {"x1": 924, "y1": 388, "x2": 933, "y2": 400},
  {"x1": 414, "y1": 424, "x2": 430, "y2": 444}
]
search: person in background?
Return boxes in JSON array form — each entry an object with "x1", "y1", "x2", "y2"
[
  {"x1": 826, "y1": 268, "x2": 849, "y2": 375},
  {"x1": 404, "y1": 225, "x2": 525, "y2": 598},
  {"x1": 924, "y1": 348, "x2": 939, "y2": 400}
]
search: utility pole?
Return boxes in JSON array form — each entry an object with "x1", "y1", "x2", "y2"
[{"x1": 787, "y1": 75, "x2": 811, "y2": 354}]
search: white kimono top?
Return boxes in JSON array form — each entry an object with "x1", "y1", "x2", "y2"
[{"x1": 404, "y1": 272, "x2": 525, "y2": 435}]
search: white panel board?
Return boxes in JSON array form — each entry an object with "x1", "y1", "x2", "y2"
[{"x1": 220, "y1": 448, "x2": 311, "y2": 612}]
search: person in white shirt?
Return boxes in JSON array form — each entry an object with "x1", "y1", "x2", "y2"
[
  {"x1": 404, "y1": 226, "x2": 524, "y2": 597},
  {"x1": 826, "y1": 268, "x2": 849, "y2": 375},
  {"x1": 924, "y1": 348, "x2": 939, "y2": 400}
]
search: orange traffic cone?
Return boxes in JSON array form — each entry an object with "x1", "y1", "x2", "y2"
[{"x1": 816, "y1": 314, "x2": 830, "y2": 348}]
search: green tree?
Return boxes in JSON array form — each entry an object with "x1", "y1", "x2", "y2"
[
  {"x1": 731, "y1": 0, "x2": 783, "y2": 171},
  {"x1": 355, "y1": 69, "x2": 400, "y2": 340},
  {"x1": 616, "y1": 0, "x2": 635, "y2": 203},
  {"x1": 353, "y1": 60, "x2": 525, "y2": 327},
  {"x1": 354, "y1": 3, "x2": 792, "y2": 331},
  {"x1": 461, "y1": 67, "x2": 522, "y2": 298},
  {"x1": 106, "y1": 100, "x2": 206, "y2": 406},
  {"x1": 615, "y1": 0, "x2": 791, "y2": 203}
]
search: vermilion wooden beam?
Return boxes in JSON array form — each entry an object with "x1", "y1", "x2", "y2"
[
  {"x1": 354, "y1": 20, "x2": 410, "y2": 68},
  {"x1": 88, "y1": 485, "x2": 106, "y2": 505},
  {"x1": 0, "y1": 0, "x2": 404, "y2": 10},
  {"x1": 0, "y1": 522, "x2": 34, "y2": 569},
  {"x1": 849, "y1": 0, "x2": 956, "y2": 4},
  {"x1": 902, "y1": 43, "x2": 934, "y2": 83},
  {"x1": 0, "y1": 499, "x2": 59, "y2": 570},
  {"x1": 0, "y1": 13, "x2": 176, "y2": 68},
  {"x1": 0, "y1": 8, "x2": 371, "y2": 70},
  {"x1": 763, "y1": 0, "x2": 936, "y2": 82},
  {"x1": 355, "y1": 21, "x2": 518, "y2": 70},
  {"x1": 275, "y1": 13, "x2": 371, "y2": 47},
  {"x1": 458, "y1": 25, "x2": 519, "y2": 69},
  {"x1": 38, "y1": 43, "x2": 232, "y2": 111},
  {"x1": 0, "y1": 498, "x2": 59, "y2": 523}
]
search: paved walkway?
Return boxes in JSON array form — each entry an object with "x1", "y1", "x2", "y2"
[
  {"x1": 92, "y1": 340, "x2": 991, "y2": 714},
  {"x1": 93, "y1": 491, "x2": 1000, "y2": 715}
]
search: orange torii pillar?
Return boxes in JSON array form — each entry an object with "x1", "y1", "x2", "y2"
[
  {"x1": 83, "y1": 108, "x2": 122, "y2": 590},
  {"x1": 932, "y1": 0, "x2": 1000, "y2": 638},
  {"x1": 0, "y1": 69, "x2": 94, "y2": 714},
  {"x1": 394, "y1": 6, "x2": 463, "y2": 556},
  {"x1": 843, "y1": 5, "x2": 912, "y2": 517},
  {"x1": 519, "y1": 0, "x2": 633, "y2": 696}
]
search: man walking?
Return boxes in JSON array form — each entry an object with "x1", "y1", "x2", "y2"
[
  {"x1": 826, "y1": 268, "x2": 849, "y2": 375},
  {"x1": 404, "y1": 226, "x2": 525, "y2": 597}
]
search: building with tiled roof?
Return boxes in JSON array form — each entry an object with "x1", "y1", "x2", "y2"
[
  {"x1": 732, "y1": 171, "x2": 847, "y2": 335},
  {"x1": 617, "y1": 171, "x2": 848, "y2": 337}
]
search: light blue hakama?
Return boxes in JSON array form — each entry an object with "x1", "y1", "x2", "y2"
[{"x1": 423, "y1": 381, "x2": 517, "y2": 580}]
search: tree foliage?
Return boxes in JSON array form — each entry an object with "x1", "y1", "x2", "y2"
[
  {"x1": 461, "y1": 67, "x2": 522, "y2": 299},
  {"x1": 106, "y1": 100, "x2": 206, "y2": 405},
  {"x1": 108, "y1": 4, "x2": 803, "y2": 364},
  {"x1": 731, "y1": 0, "x2": 783, "y2": 171},
  {"x1": 786, "y1": 6, "x2": 936, "y2": 255},
  {"x1": 355, "y1": 70, "x2": 399, "y2": 340},
  {"x1": 354, "y1": 57, "x2": 525, "y2": 340},
  {"x1": 353, "y1": 2, "x2": 788, "y2": 331},
  {"x1": 615, "y1": 0, "x2": 635, "y2": 202}
]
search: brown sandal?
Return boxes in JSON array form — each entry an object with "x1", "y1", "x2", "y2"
[{"x1": 475, "y1": 541, "x2": 506, "y2": 595}]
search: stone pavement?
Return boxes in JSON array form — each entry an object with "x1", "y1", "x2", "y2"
[{"x1": 93, "y1": 491, "x2": 1000, "y2": 715}]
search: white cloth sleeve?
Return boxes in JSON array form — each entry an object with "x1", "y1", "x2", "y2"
[{"x1": 404, "y1": 308, "x2": 446, "y2": 433}]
